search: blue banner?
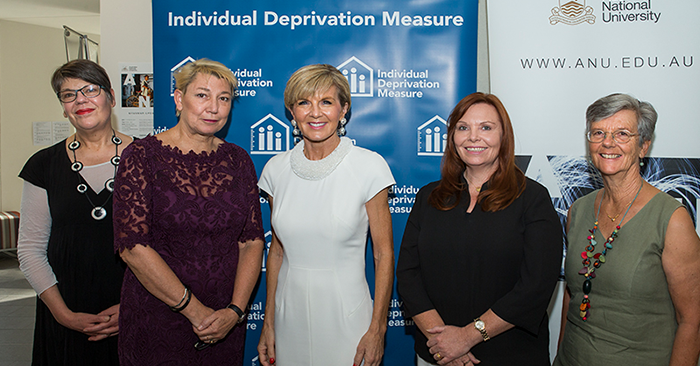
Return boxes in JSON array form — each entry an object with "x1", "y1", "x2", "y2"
[{"x1": 152, "y1": 1, "x2": 479, "y2": 364}]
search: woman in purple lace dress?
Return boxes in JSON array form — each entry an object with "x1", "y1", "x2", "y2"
[{"x1": 113, "y1": 59, "x2": 265, "y2": 365}]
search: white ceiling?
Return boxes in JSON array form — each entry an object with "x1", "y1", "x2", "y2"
[{"x1": 0, "y1": 0, "x2": 100, "y2": 35}]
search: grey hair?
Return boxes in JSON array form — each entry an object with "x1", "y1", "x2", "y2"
[{"x1": 585, "y1": 93, "x2": 657, "y2": 146}]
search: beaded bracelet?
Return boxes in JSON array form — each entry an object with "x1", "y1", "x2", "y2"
[{"x1": 170, "y1": 286, "x2": 191, "y2": 312}]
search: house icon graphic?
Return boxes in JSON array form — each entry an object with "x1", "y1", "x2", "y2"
[
  {"x1": 250, "y1": 114, "x2": 290, "y2": 155},
  {"x1": 337, "y1": 56, "x2": 373, "y2": 97},
  {"x1": 170, "y1": 56, "x2": 195, "y2": 96},
  {"x1": 417, "y1": 115, "x2": 447, "y2": 156}
]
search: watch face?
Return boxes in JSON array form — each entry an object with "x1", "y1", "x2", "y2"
[{"x1": 475, "y1": 320, "x2": 485, "y2": 330}]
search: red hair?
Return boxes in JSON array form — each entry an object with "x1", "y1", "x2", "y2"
[{"x1": 428, "y1": 92, "x2": 525, "y2": 212}]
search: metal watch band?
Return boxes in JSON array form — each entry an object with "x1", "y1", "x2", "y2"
[{"x1": 474, "y1": 317, "x2": 490, "y2": 341}]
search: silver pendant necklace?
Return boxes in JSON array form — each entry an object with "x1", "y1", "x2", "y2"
[{"x1": 68, "y1": 131, "x2": 121, "y2": 220}]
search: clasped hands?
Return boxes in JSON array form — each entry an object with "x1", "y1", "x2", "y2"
[
  {"x1": 190, "y1": 305, "x2": 240, "y2": 346},
  {"x1": 56, "y1": 303, "x2": 120, "y2": 341},
  {"x1": 427, "y1": 325, "x2": 480, "y2": 366}
]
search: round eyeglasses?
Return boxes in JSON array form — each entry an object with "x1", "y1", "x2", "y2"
[
  {"x1": 57, "y1": 84, "x2": 105, "y2": 103},
  {"x1": 586, "y1": 129, "x2": 639, "y2": 144}
]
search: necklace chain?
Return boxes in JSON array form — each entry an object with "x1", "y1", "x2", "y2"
[
  {"x1": 464, "y1": 175, "x2": 483, "y2": 193},
  {"x1": 578, "y1": 181, "x2": 643, "y2": 321},
  {"x1": 605, "y1": 212, "x2": 621, "y2": 222},
  {"x1": 68, "y1": 131, "x2": 121, "y2": 220},
  {"x1": 605, "y1": 197, "x2": 635, "y2": 222}
]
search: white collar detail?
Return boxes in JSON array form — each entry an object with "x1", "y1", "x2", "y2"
[{"x1": 290, "y1": 137, "x2": 353, "y2": 181}]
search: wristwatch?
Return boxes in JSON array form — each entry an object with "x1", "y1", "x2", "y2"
[
  {"x1": 473, "y1": 318, "x2": 490, "y2": 341},
  {"x1": 226, "y1": 304, "x2": 247, "y2": 324}
]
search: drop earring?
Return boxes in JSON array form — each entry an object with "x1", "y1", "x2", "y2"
[
  {"x1": 337, "y1": 118, "x2": 347, "y2": 136},
  {"x1": 291, "y1": 120, "x2": 301, "y2": 137}
]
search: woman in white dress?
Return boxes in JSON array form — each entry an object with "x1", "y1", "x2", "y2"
[{"x1": 257, "y1": 64, "x2": 395, "y2": 366}]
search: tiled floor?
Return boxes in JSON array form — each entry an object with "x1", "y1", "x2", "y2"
[{"x1": 0, "y1": 252, "x2": 35, "y2": 366}]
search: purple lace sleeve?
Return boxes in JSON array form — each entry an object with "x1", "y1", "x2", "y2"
[
  {"x1": 113, "y1": 142, "x2": 152, "y2": 252},
  {"x1": 236, "y1": 151, "x2": 264, "y2": 244}
]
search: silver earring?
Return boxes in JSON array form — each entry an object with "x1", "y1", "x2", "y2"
[
  {"x1": 337, "y1": 118, "x2": 347, "y2": 136},
  {"x1": 291, "y1": 120, "x2": 301, "y2": 137}
]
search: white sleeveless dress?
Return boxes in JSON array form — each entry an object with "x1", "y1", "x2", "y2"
[{"x1": 258, "y1": 137, "x2": 395, "y2": 365}]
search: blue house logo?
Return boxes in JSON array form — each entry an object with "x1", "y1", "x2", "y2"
[
  {"x1": 417, "y1": 115, "x2": 447, "y2": 156},
  {"x1": 170, "y1": 56, "x2": 195, "y2": 96},
  {"x1": 250, "y1": 114, "x2": 290, "y2": 155},
  {"x1": 337, "y1": 56, "x2": 373, "y2": 98}
]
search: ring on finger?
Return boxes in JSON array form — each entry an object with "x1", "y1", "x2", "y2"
[{"x1": 436, "y1": 352, "x2": 442, "y2": 360}]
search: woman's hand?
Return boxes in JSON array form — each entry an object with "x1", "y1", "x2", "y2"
[
  {"x1": 84, "y1": 304, "x2": 120, "y2": 341},
  {"x1": 193, "y1": 307, "x2": 237, "y2": 343},
  {"x1": 353, "y1": 327, "x2": 385, "y2": 366},
  {"x1": 54, "y1": 310, "x2": 110, "y2": 337},
  {"x1": 445, "y1": 353, "x2": 481, "y2": 366},
  {"x1": 427, "y1": 325, "x2": 473, "y2": 365},
  {"x1": 39, "y1": 285, "x2": 115, "y2": 339},
  {"x1": 257, "y1": 321, "x2": 276, "y2": 365}
]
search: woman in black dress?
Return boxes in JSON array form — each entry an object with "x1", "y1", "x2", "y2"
[
  {"x1": 397, "y1": 92, "x2": 562, "y2": 365},
  {"x1": 17, "y1": 59, "x2": 132, "y2": 365}
]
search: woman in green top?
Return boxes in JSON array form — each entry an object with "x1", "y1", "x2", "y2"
[{"x1": 554, "y1": 93, "x2": 700, "y2": 366}]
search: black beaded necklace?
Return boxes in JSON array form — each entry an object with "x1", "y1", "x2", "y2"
[{"x1": 68, "y1": 131, "x2": 122, "y2": 220}]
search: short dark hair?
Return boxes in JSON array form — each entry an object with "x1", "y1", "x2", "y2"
[{"x1": 51, "y1": 59, "x2": 113, "y2": 102}]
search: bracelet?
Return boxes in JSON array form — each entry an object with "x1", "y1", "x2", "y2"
[
  {"x1": 170, "y1": 286, "x2": 191, "y2": 312},
  {"x1": 171, "y1": 287, "x2": 188, "y2": 309},
  {"x1": 226, "y1": 304, "x2": 246, "y2": 324}
]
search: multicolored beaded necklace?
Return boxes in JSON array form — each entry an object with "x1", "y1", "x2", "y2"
[{"x1": 578, "y1": 182, "x2": 643, "y2": 321}]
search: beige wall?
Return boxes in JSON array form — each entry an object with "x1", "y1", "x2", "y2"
[
  {"x1": 0, "y1": 21, "x2": 96, "y2": 211},
  {"x1": 100, "y1": 0, "x2": 153, "y2": 110}
]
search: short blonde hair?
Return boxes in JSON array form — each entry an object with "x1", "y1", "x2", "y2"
[
  {"x1": 174, "y1": 58, "x2": 238, "y2": 95},
  {"x1": 284, "y1": 64, "x2": 351, "y2": 111}
]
